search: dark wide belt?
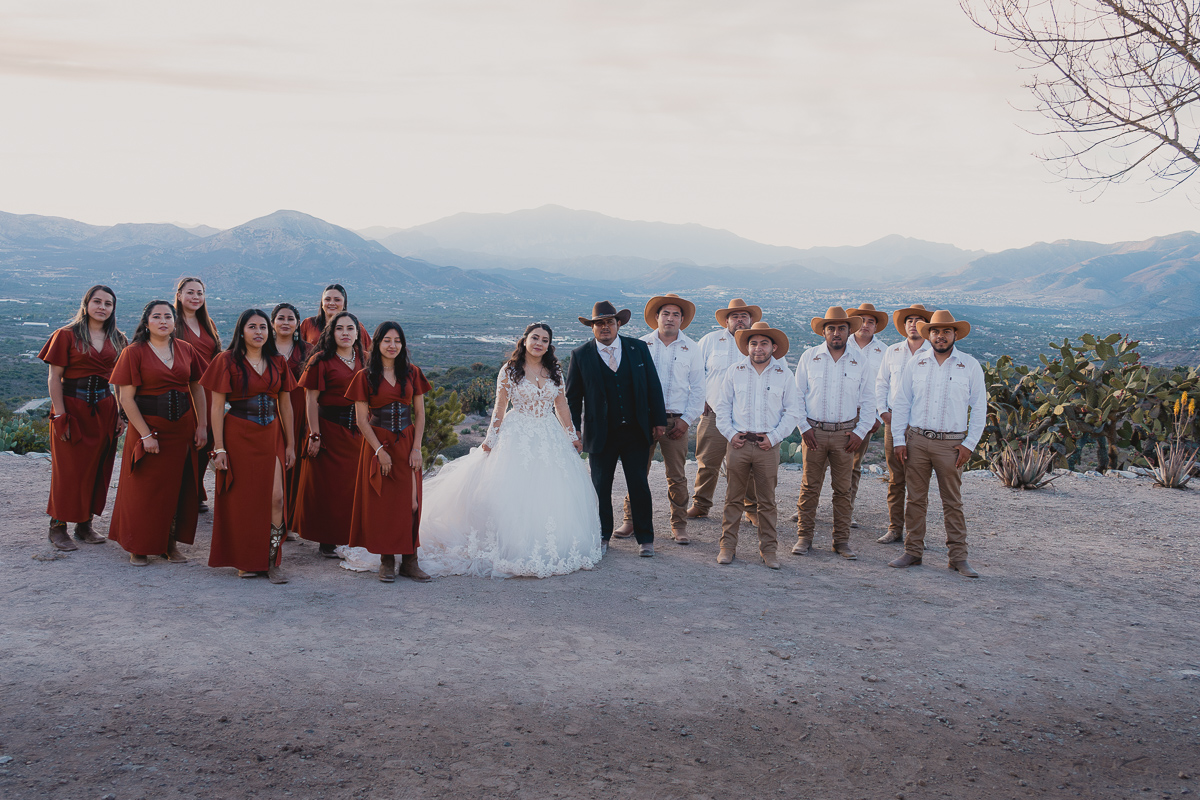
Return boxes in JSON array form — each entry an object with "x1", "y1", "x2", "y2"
[
  {"x1": 369, "y1": 402, "x2": 411, "y2": 434},
  {"x1": 907, "y1": 426, "x2": 967, "y2": 442},
  {"x1": 227, "y1": 394, "x2": 277, "y2": 426},
  {"x1": 61, "y1": 376, "x2": 112, "y2": 406},
  {"x1": 318, "y1": 404, "x2": 357, "y2": 430},
  {"x1": 807, "y1": 416, "x2": 859, "y2": 432},
  {"x1": 135, "y1": 390, "x2": 190, "y2": 422}
]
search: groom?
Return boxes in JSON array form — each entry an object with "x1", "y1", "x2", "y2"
[{"x1": 567, "y1": 301, "x2": 668, "y2": 557}]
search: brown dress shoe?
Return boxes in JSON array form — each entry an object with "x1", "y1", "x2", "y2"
[
  {"x1": 950, "y1": 560, "x2": 980, "y2": 578},
  {"x1": 716, "y1": 548, "x2": 735, "y2": 565},
  {"x1": 378, "y1": 554, "x2": 396, "y2": 583},
  {"x1": 671, "y1": 528, "x2": 689, "y2": 545},
  {"x1": 73, "y1": 520, "x2": 106, "y2": 544},
  {"x1": 833, "y1": 543, "x2": 858, "y2": 560},
  {"x1": 685, "y1": 506, "x2": 708, "y2": 519},
  {"x1": 165, "y1": 537, "x2": 188, "y2": 563},
  {"x1": 48, "y1": 521, "x2": 78, "y2": 552},
  {"x1": 888, "y1": 553, "x2": 922, "y2": 568},
  {"x1": 612, "y1": 521, "x2": 635, "y2": 539},
  {"x1": 399, "y1": 554, "x2": 432, "y2": 582},
  {"x1": 130, "y1": 554, "x2": 149, "y2": 566},
  {"x1": 761, "y1": 553, "x2": 780, "y2": 570},
  {"x1": 876, "y1": 529, "x2": 903, "y2": 544},
  {"x1": 791, "y1": 538, "x2": 811, "y2": 555}
]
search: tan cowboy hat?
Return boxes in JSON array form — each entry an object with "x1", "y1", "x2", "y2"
[
  {"x1": 848, "y1": 303, "x2": 888, "y2": 332},
  {"x1": 892, "y1": 303, "x2": 932, "y2": 333},
  {"x1": 918, "y1": 309, "x2": 971, "y2": 340},
  {"x1": 734, "y1": 320, "x2": 789, "y2": 359},
  {"x1": 810, "y1": 306, "x2": 863, "y2": 337},
  {"x1": 644, "y1": 293, "x2": 696, "y2": 329},
  {"x1": 714, "y1": 298, "x2": 763, "y2": 325},
  {"x1": 578, "y1": 300, "x2": 632, "y2": 327}
]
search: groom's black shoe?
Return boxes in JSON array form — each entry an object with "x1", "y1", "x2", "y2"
[{"x1": 639, "y1": 543, "x2": 654, "y2": 558}]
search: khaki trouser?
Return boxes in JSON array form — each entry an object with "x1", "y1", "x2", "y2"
[
  {"x1": 622, "y1": 418, "x2": 690, "y2": 530},
  {"x1": 848, "y1": 424, "x2": 876, "y2": 506},
  {"x1": 796, "y1": 427, "x2": 856, "y2": 545},
  {"x1": 903, "y1": 432, "x2": 968, "y2": 563},
  {"x1": 692, "y1": 410, "x2": 756, "y2": 517},
  {"x1": 721, "y1": 440, "x2": 779, "y2": 557},
  {"x1": 883, "y1": 423, "x2": 906, "y2": 534}
]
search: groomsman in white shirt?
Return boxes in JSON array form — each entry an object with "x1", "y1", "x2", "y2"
[
  {"x1": 714, "y1": 322, "x2": 800, "y2": 569},
  {"x1": 615, "y1": 294, "x2": 705, "y2": 544},
  {"x1": 874, "y1": 304, "x2": 933, "y2": 544},
  {"x1": 792, "y1": 307, "x2": 876, "y2": 560},
  {"x1": 889, "y1": 310, "x2": 987, "y2": 578},
  {"x1": 845, "y1": 303, "x2": 891, "y2": 523},
  {"x1": 688, "y1": 298, "x2": 763, "y2": 522}
]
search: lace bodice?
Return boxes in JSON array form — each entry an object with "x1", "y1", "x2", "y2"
[{"x1": 484, "y1": 367, "x2": 577, "y2": 448}]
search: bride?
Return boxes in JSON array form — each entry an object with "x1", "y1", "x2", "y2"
[{"x1": 417, "y1": 322, "x2": 603, "y2": 578}]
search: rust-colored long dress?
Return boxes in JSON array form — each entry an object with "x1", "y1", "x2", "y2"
[
  {"x1": 280, "y1": 340, "x2": 309, "y2": 531},
  {"x1": 298, "y1": 317, "x2": 372, "y2": 351},
  {"x1": 345, "y1": 365, "x2": 431, "y2": 555},
  {"x1": 201, "y1": 351, "x2": 297, "y2": 572},
  {"x1": 293, "y1": 355, "x2": 363, "y2": 546},
  {"x1": 38, "y1": 328, "x2": 122, "y2": 523},
  {"x1": 108, "y1": 341, "x2": 203, "y2": 556},
  {"x1": 178, "y1": 320, "x2": 220, "y2": 503}
]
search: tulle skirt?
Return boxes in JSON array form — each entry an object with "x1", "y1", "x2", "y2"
[{"x1": 343, "y1": 409, "x2": 602, "y2": 578}]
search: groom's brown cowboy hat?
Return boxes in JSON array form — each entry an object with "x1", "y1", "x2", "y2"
[
  {"x1": 918, "y1": 309, "x2": 971, "y2": 340},
  {"x1": 848, "y1": 303, "x2": 888, "y2": 332},
  {"x1": 810, "y1": 306, "x2": 863, "y2": 337},
  {"x1": 644, "y1": 293, "x2": 696, "y2": 329},
  {"x1": 892, "y1": 303, "x2": 933, "y2": 333},
  {"x1": 735, "y1": 321, "x2": 790, "y2": 359},
  {"x1": 579, "y1": 300, "x2": 632, "y2": 327},
  {"x1": 714, "y1": 298, "x2": 762, "y2": 325}
]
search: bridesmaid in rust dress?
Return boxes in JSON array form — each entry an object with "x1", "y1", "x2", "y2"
[
  {"x1": 271, "y1": 302, "x2": 309, "y2": 537},
  {"x1": 174, "y1": 276, "x2": 221, "y2": 513},
  {"x1": 109, "y1": 301, "x2": 207, "y2": 566},
  {"x1": 294, "y1": 311, "x2": 366, "y2": 557},
  {"x1": 39, "y1": 285, "x2": 128, "y2": 550},
  {"x1": 297, "y1": 283, "x2": 372, "y2": 351},
  {"x1": 346, "y1": 322, "x2": 431, "y2": 583},
  {"x1": 203, "y1": 309, "x2": 297, "y2": 583}
]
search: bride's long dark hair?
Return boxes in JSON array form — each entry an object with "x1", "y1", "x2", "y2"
[{"x1": 503, "y1": 322, "x2": 562, "y2": 386}]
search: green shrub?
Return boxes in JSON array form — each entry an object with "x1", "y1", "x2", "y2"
[
  {"x1": 421, "y1": 387, "x2": 465, "y2": 472},
  {"x1": 0, "y1": 412, "x2": 51, "y2": 454}
]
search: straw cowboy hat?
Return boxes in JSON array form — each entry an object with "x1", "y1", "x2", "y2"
[
  {"x1": 918, "y1": 309, "x2": 971, "y2": 340},
  {"x1": 734, "y1": 321, "x2": 790, "y2": 359},
  {"x1": 714, "y1": 298, "x2": 763, "y2": 325},
  {"x1": 892, "y1": 303, "x2": 933, "y2": 333},
  {"x1": 810, "y1": 306, "x2": 863, "y2": 337},
  {"x1": 578, "y1": 300, "x2": 632, "y2": 327},
  {"x1": 644, "y1": 293, "x2": 696, "y2": 329},
  {"x1": 848, "y1": 303, "x2": 888, "y2": 332}
]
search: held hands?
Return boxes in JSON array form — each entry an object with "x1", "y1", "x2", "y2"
[
  {"x1": 843, "y1": 432, "x2": 863, "y2": 452},
  {"x1": 955, "y1": 444, "x2": 972, "y2": 469},
  {"x1": 193, "y1": 426, "x2": 206, "y2": 449},
  {"x1": 572, "y1": 439, "x2": 583, "y2": 454}
]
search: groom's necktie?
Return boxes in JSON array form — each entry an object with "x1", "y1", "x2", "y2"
[{"x1": 604, "y1": 345, "x2": 617, "y2": 371}]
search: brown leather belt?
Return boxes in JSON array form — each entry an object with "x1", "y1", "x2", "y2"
[
  {"x1": 907, "y1": 426, "x2": 967, "y2": 442},
  {"x1": 61, "y1": 376, "x2": 112, "y2": 406},
  {"x1": 318, "y1": 404, "x2": 356, "y2": 430},
  {"x1": 807, "y1": 416, "x2": 858, "y2": 432},
  {"x1": 227, "y1": 394, "x2": 277, "y2": 426},
  {"x1": 135, "y1": 390, "x2": 190, "y2": 422},
  {"x1": 369, "y1": 402, "x2": 411, "y2": 434}
]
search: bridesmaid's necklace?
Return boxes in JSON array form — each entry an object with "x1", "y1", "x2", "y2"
[
  {"x1": 151, "y1": 341, "x2": 174, "y2": 366},
  {"x1": 337, "y1": 353, "x2": 355, "y2": 369}
]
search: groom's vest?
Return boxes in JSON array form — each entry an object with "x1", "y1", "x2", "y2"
[{"x1": 600, "y1": 348, "x2": 634, "y2": 428}]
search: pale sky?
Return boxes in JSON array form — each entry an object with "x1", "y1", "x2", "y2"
[{"x1": 1, "y1": 0, "x2": 1196, "y2": 252}]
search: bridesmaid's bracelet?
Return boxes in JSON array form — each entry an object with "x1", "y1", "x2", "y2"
[
  {"x1": 140, "y1": 433, "x2": 154, "y2": 440},
  {"x1": 374, "y1": 444, "x2": 385, "y2": 455},
  {"x1": 212, "y1": 449, "x2": 227, "y2": 455}
]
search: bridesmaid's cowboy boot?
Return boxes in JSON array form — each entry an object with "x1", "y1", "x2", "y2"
[
  {"x1": 398, "y1": 554, "x2": 431, "y2": 583},
  {"x1": 48, "y1": 519, "x2": 78, "y2": 552},
  {"x1": 378, "y1": 554, "x2": 396, "y2": 583},
  {"x1": 164, "y1": 516, "x2": 187, "y2": 563},
  {"x1": 267, "y1": 525, "x2": 288, "y2": 584},
  {"x1": 73, "y1": 518, "x2": 106, "y2": 544}
]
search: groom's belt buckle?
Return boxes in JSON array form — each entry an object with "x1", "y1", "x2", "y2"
[
  {"x1": 908, "y1": 426, "x2": 967, "y2": 442},
  {"x1": 807, "y1": 417, "x2": 858, "y2": 432}
]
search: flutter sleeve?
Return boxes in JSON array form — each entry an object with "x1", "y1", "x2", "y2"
[
  {"x1": 200, "y1": 352, "x2": 234, "y2": 394},
  {"x1": 276, "y1": 355, "x2": 298, "y2": 393},
  {"x1": 298, "y1": 359, "x2": 325, "y2": 391},
  {"x1": 38, "y1": 328, "x2": 73, "y2": 368},
  {"x1": 409, "y1": 365, "x2": 432, "y2": 397},
  {"x1": 344, "y1": 370, "x2": 371, "y2": 403},
  {"x1": 110, "y1": 345, "x2": 142, "y2": 388}
]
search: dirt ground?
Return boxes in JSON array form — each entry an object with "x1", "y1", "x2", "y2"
[{"x1": 2, "y1": 449, "x2": 1198, "y2": 800}]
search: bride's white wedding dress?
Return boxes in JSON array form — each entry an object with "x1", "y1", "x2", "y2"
[{"x1": 415, "y1": 368, "x2": 602, "y2": 578}]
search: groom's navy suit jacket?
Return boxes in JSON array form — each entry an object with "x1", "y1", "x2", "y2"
[{"x1": 566, "y1": 335, "x2": 667, "y2": 454}]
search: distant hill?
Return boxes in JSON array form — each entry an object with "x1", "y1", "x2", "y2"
[{"x1": 361, "y1": 205, "x2": 985, "y2": 282}]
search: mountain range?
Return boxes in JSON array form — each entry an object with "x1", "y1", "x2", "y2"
[{"x1": 2, "y1": 206, "x2": 1199, "y2": 317}]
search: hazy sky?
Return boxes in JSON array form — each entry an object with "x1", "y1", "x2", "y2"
[{"x1": 1, "y1": 0, "x2": 1196, "y2": 252}]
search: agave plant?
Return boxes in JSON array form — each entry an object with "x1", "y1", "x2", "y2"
[
  {"x1": 1151, "y1": 393, "x2": 1198, "y2": 489},
  {"x1": 991, "y1": 441, "x2": 1058, "y2": 490}
]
